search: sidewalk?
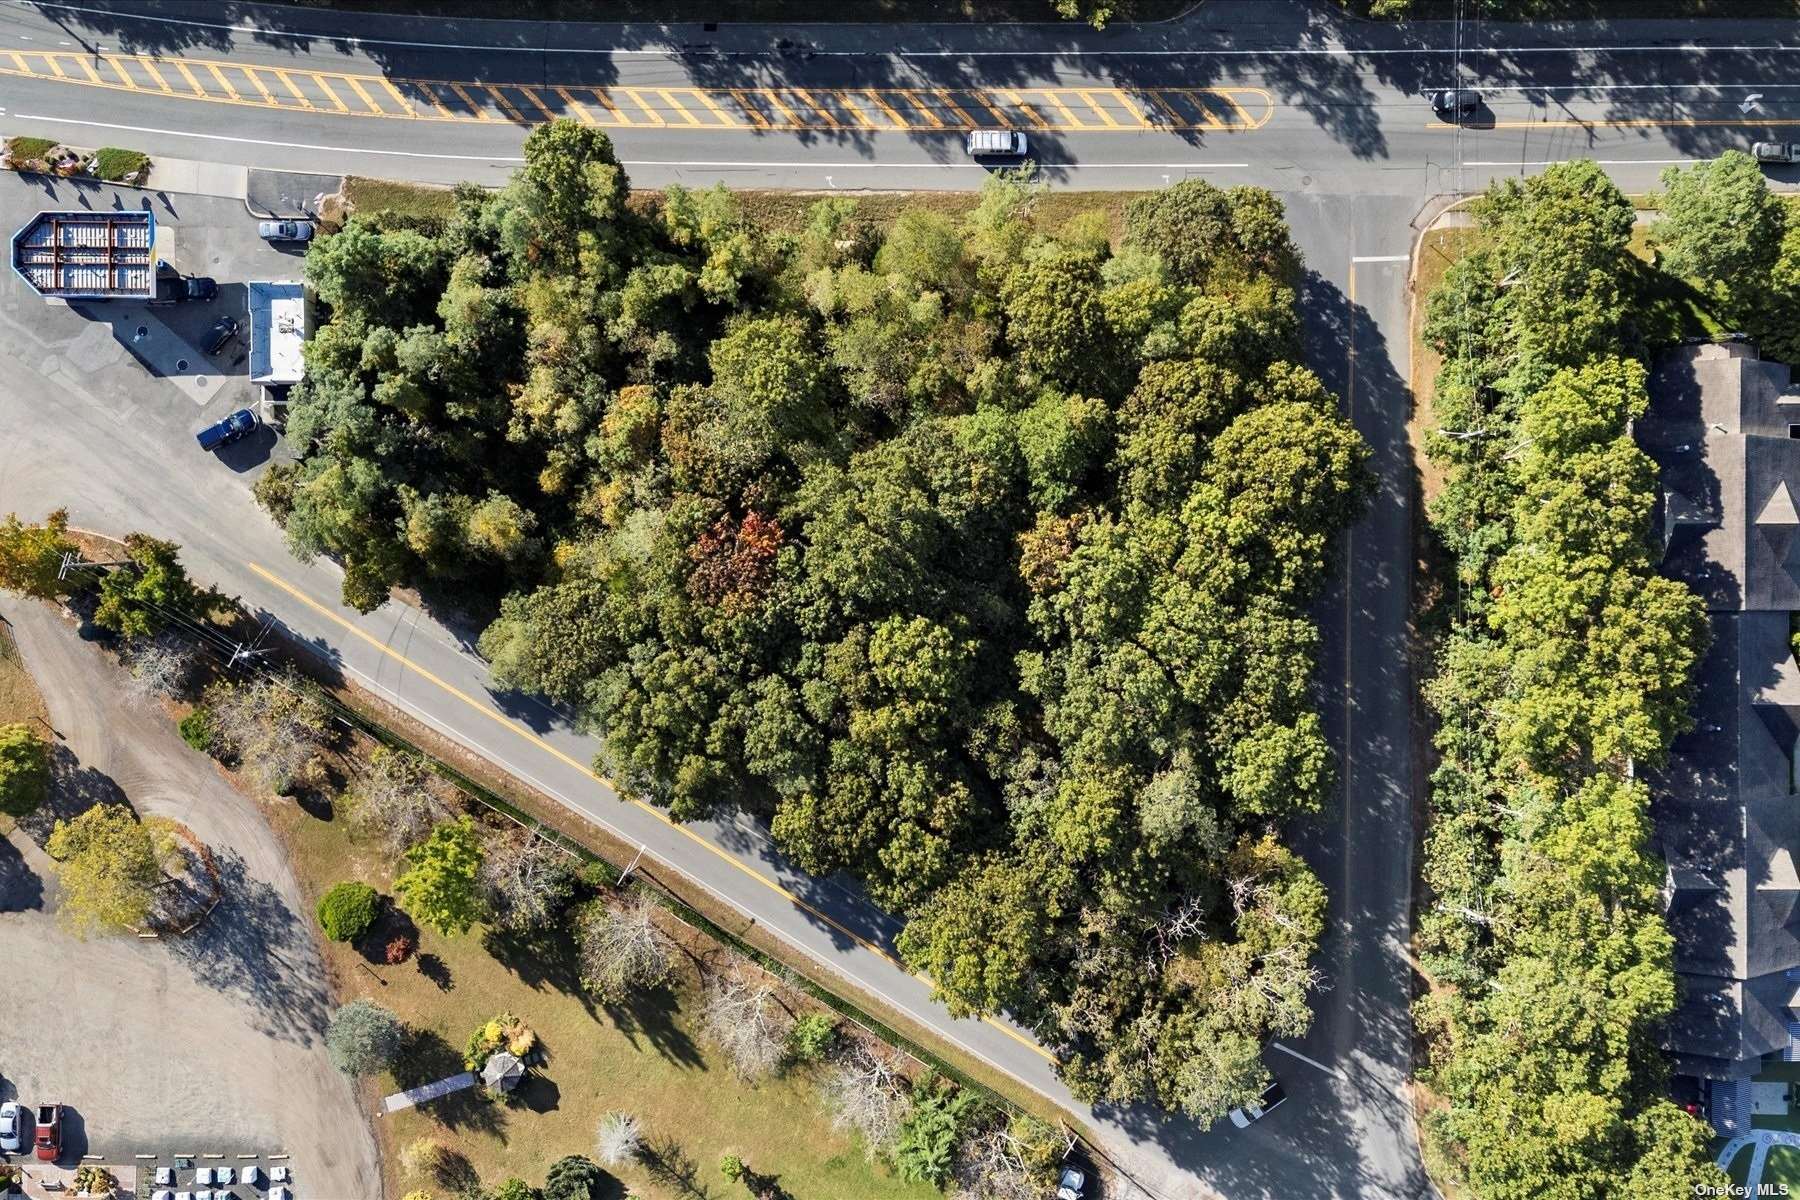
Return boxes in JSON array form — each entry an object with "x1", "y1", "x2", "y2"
[{"x1": 144, "y1": 156, "x2": 248, "y2": 202}]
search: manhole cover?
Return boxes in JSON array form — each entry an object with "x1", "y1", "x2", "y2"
[
  {"x1": 175, "y1": 358, "x2": 189, "y2": 371},
  {"x1": 134, "y1": 325, "x2": 148, "y2": 339},
  {"x1": 196, "y1": 376, "x2": 208, "y2": 387}
]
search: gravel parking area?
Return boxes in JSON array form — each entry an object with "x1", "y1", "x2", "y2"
[{"x1": 0, "y1": 601, "x2": 379, "y2": 1197}]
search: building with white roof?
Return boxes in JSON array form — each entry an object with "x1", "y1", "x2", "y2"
[{"x1": 248, "y1": 279, "x2": 307, "y2": 386}]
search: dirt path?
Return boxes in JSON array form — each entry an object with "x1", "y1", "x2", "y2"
[{"x1": 0, "y1": 601, "x2": 381, "y2": 1197}]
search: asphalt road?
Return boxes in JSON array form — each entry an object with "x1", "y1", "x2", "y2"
[{"x1": 3, "y1": 0, "x2": 1800, "y2": 1196}]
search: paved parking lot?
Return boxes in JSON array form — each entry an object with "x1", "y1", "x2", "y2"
[{"x1": 0, "y1": 172, "x2": 304, "y2": 474}]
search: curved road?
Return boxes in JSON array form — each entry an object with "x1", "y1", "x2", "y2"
[{"x1": 2, "y1": 1, "x2": 1799, "y2": 1195}]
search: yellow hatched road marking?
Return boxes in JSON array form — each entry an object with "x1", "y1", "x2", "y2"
[
  {"x1": 172, "y1": 59, "x2": 204, "y2": 96},
  {"x1": 897, "y1": 90, "x2": 944, "y2": 129},
  {"x1": 1145, "y1": 88, "x2": 1185, "y2": 127},
  {"x1": 203, "y1": 61, "x2": 241, "y2": 99},
  {"x1": 1000, "y1": 89, "x2": 1049, "y2": 129},
  {"x1": 1219, "y1": 89, "x2": 1255, "y2": 129},
  {"x1": 933, "y1": 88, "x2": 976, "y2": 127},
  {"x1": 968, "y1": 89, "x2": 1013, "y2": 126},
  {"x1": 1112, "y1": 88, "x2": 1153, "y2": 128},
  {"x1": 1038, "y1": 89, "x2": 1088, "y2": 128},
  {"x1": 583, "y1": 87, "x2": 631, "y2": 126},
  {"x1": 313, "y1": 74, "x2": 349, "y2": 113},
  {"x1": 245, "y1": 558, "x2": 1058, "y2": 1068},
  {"x1": 449, "y1": 81, "x2": 495, "y2": 120},
  {"x1": 240, "y1": 66, "x2": 281, "y2": 107},
  {"x1": 343, "y1": 73, "x2": 384, "y2": 114},
  {"x1": 44, "y1": 56, "x2": 66, "y2": 79},
  {"x1": 658, "y1": 88, "x2": 702, "y2": 126},
  {"x1": 74, "y1": 56, "x2": 103, "y2": 85},
  {"x1": 863, "y1": 89, "x2": 910, "y2": 128},
  {"x1": 691, "y1": 88, "x2": 740, "y2": 126},
  {"x1": 620, "y1": 88, "x2": 665, "y2": 126},
  {"x1": 274, "y1": 68, "x2": 316, "y2": 109},
  {"x1": 764, "y1": 89, "x2": 806, "y2": 127},
  {"x1": 517, "y1": 84, "x2": 559, "y2": 123},
  {"x1": 416, "y1": 81, "x2": 458, "y2": 119},
  {"x1": 794, "y1": 91, "x2": 840, "y2": 127},
  {"x1": 552, "y1": 85, "x2": 597, "y2": 125},
  {"x1": 833, "y1": 89, "x2": 876, "y2": 128},
  {"x1": 138, "y1": 56, "x2": 173, "y2": 94},
  {"x1": 485, "y1": 84, "x2": 528, "y2": 123},
  {"x1": 1079, "y1": 88, "x2": 1127, "y2": 128},
  {"x1": 7, "y1": 51, "x2": 27, "y2": 75},
  {"x1": 100, "y1": 55, "x2": 137, "y2": 90},
  {"x1": 730, "y1": 89, "x2": 771, "y2": 129}
]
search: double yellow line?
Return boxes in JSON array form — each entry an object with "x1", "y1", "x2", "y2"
[{"x1": 245, "y1": 562, "x2": 1057, "y2": 1066}]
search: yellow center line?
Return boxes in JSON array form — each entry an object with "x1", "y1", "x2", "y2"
[
  {"x1": 729, "y1": 89, "x2": 771, "y2": 129},
  {"x1": 485, "y1": 84, "x2": 529, "y2": 124},
  {"x1": 448, "y1": 81, "x2": 495, "y2": 121},
  {"x1": 1078, "y1": 88, "x2": 1126, "y2": 129},
  {"x1": 203, "y1": 61, "x2": 241, "y2": 100},
  {"x1": 764, "y1": 89, "x2": 808, "y2": 128},
  {"x1": 658, "y1": 88, "x2": 702, "y2": 127},
  {"x1": 338, "y1": 73, "x2": 382, "y2": 114},
  {"x1": 100, "y1": 54, "x2": 137, "y2": 90},
  {"x1": 517, "y1": 84, "x2": 560, "y2": 123},
  {"x1": 312, "y1": 74, "x2": 349, "y2": 113},
  {"x1": 620, "y1": 88, "x2": 666, "y2": 127},
  {"x1": 137, "y1": 56, "x2": 173, "y2": 94},
  {"x1": 244, "y1": 560, "x2": 1058, "y2": 1065},
  {"x1": 172, "y1": 59, "x2": 204, "y2": 96},
  {"x1": 274, "y1": 68, "x2": 316, "y2": 110},
  {"x1": 863, "y1": 88, "x2": 911, "y2": 129},
  {"x1": 690, "y1": 88, "x2": 742, "y2": 127},
  {"x1": 833, "y1": 89, "x2": 877, "y2": 129},
  {"x1": 551, "y1": 85, "x2": 596, "y2": 125}
]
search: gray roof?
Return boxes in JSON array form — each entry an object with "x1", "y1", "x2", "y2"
[{"x1": 1644, "y1": 345, "x2": 1800, "y2": 1080}]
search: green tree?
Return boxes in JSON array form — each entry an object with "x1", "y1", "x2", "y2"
[
  {"x1": 92, "y1": 533, "x2": 216, "y2": 640},
  {"x1": 0, "y1": 509, "x2": 75, "y2": 599},
  {"x1": 893, "y1": 1081, "x2": 980, "y2": 1186},
  {"x1": 1653, "y1": 149, "x2": 1786, "y2": 318},
  {"x1": 44, "y1": 803, "x2": 163, "y2": 934},
  {"x1": 394, "y1": 817, "x2": 485, "y2": 935},
  {"x1": 541, "y1": 1155, "x2": 608, "y2": 1200},
  {"x1": 316, "y1": 880, "x2": 380, "y2": 942},
  {"x1": 0, "y1": 723, "x2": 49, "y2": 819},
  {"x1": 325, "y1": 999, "x2": 405, "y2": 1076}
]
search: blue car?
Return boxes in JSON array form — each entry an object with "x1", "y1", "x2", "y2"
[{"x1": 196, "y1": 408, "x2": 259, "y2": 452}]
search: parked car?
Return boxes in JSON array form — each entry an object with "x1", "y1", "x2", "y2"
[
  {"x1": 0, "y1": 1101, "x2": 26, "y2": 1153},
  {"x1": 1227, "y1": 1080, "x2": 1288, "y2": 1129},
  {"x1": 1056, "y1": 1163, "x2": 1088, "y2": 1200},
  {"x1": 1431, "y1": 88, "x2": 1482, "y2": 119},
  {"x1": 195, "y1": 408, "x2": 260, "y2": 452},
  {"x1": 1754, "y1": 141, "x2": 1800, "y2": 165},
  {"x1": 203, "y1": 315, "x2": 240, "y2": 355},
  {"x1": 33, "y1": 1104, "x2": 60, "y2": 1161},
  {"x1": 256, "y1": 219, "x2": 314, "y2": 243},
  {"x1": 181, "y1": 275, "x2": 218, "y2": 301},
  {"x1": 966, "y1": 129, "x2": 1028, "y2": 159}
]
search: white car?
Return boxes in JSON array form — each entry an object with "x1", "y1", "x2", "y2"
[
  {"x1": 0, "y1": 1101, "x2": 25, "y2": 1152},
  {"x1": 1228, "y1": 1080, "x2": 1289, "y2": 1128}
]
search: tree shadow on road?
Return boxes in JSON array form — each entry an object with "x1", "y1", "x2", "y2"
[{"x1": 15, "y1": 742, "x2": 134, "y2": 846}]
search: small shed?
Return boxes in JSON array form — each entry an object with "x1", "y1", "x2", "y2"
[{"x1": 482, "y1": 1051, "x2": 525, "y2": 1093}]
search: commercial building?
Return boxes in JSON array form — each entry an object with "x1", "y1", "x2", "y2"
[
  {"x1": 1638, "y1": 341, "x2": 1800, "y2": 1133},
  {"x1": 248, "y1": 280, "x2": 307, "y2": 387},
  {"x1": 9, "y1": 210, "x2": 157, "y2": 302}
]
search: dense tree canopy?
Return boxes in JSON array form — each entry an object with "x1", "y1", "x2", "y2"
[
  {"x1": 275, "y1": 124, "x2": 1369, "y2": 1118},
  {"x1": 1417, "y1": 160, "x2": 1722, "y2": 1197}
]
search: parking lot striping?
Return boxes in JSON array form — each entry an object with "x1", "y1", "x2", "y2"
[
  {"x1": 1271, "y1": 1041, "x2": 1343, "y2": 1078},
  {"x1": 1352, "y1": 254, "x2": 1409, "y2": 262},
  {"x1": 0, "y1": 49, "x2": 1275, "y2": 132}
]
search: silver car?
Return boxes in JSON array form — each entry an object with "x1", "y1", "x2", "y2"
[
  {"x1": 0, "y1": 1101, "x2": 26, "y2": 1153},
  {"x1": 257, "y1": 219, "x2": 315, "y2": 243}
]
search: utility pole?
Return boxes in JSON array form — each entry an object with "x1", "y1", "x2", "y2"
[{"x1": 618, "y1": 843, "x2": 647, "y2": 885}]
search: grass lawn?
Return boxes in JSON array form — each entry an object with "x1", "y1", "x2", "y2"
[
  {"x1": 343, "y1": 176, "x2": 460, "y2": 224},
  {"x1": 1766, "y1": 1145, "x2": 1800, "y2": 1190},
  {"x1": 1725, "y1": 1141, "x2": 1754, "y2": 1186},
  {"x1": 269, "y1": 792, "x2": 939, "y2": 1200},
  {"x1": 0, "y1": 619, "x2": 48, "y2": 729}
]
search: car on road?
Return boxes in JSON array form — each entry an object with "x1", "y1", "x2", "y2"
[
  {"x1": 0, "y1": 1101, "x2": 26, "y2": 1153},
  {"x1": 33, "y1": 1104, "x2": 60, "y2": 1161},
  {"x1": 1754, "y1": 141, "x2": 1800, "y2": 165},
  {"x1": 1056, "y1": 1163, "x2": 1089, "y2": 1200},
  {"x1": 203, "y1": 315, "x2": 241, "y2": 355},
  {"x1": 181, "y1": 276, "x2": 218, "y2": 301},
  {"x1": 196, "y1": 408, "x2": 260, "y2": 452},
  {"x1": 1227, "y1": 1080, "x2": 1288, "y2": 1129},
  {"x1": 1430, "y1": 88, "x2": 1482, "y2": 119},
  {"x1": 966, "y1": 129, "x2": 1029, "y2": 160},
  {"x1": 257, "y1": 219, "x2": 314, "y2": 243}
]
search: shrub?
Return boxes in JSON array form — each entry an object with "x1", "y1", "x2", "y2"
[
  {"x1": 177, "y1": 707, "x2": 215, "y2": 752},
  {"x1": 400, "y1": 1137, "x2": 449, "y2": 1181},
  {"x1": 385, "y1": 934, "x2": 415, "y2": 964},
  {"x1": 91, "y1": 146, "x2": 149, "y2": 182},
  {"x1": 785, "y1": 1013, "x2": 838, "y2": 1065},
  {"x1": 4, "y1": 135, "x2": 56, "y2": 163},
  {"x1": 893, "y1": 1079, "x2": 980, "y2": 1186},
  {"x1": 0, "y1": 723, "x2": 49, "y2": 819},
  {"x1": 325, "y1": 999, "x2": 404, "y2": 1076},
  {"x1": 541, "y1": 1155, "x2": 606, "y2": 1200},
  {"x1": 490, "y1": 1180, "x2": 537, "y2": 1200},
  {"x1": 71, "y1": 1164, "x2": 114, "y2": 1193},
  {"x1": 595, "y1": 1110, "x2": 643, "y2": 1166},
  {"x1": 316, "y1": 880, "x2": 379, "y2": 942},
  {"x1": 719, "y1": 1153, "x2": 744, "y2": 1182},
  {"x1": 463, "y1": 1010, "x2": 533, "y2": 1071}
]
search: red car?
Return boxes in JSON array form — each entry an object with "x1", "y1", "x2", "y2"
[{"x1": 33, "y1": 1104, "x2": 60, "y2": 1161}]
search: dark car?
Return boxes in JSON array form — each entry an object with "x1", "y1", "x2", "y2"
[
  {"x1": 196, "y1": 408, "x2": 259, "y2": 452},
  {"x1": 181, "y1": 276, "x2": 218, "y2": 301},
  {"x1": 1431, "y1": 88, "x2": 1482, "y2": 119},
  {"x1": 33, "y1": 1104, "x2": 60, "y2": 1162},
  {"x1": 203, "y1": 315, "x2": 240, "y2": 355}
]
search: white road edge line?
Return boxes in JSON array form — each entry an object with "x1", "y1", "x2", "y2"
[
  {"x1": 15, "y1": 4, "x2": 1800, "y2": 58},
  {"x1": 13, "y1": 112, "x2": 527, "y2": 160},
  {"x1": 1271, "y1": 1041, "x2": 1344, "y2": 1079},
  {"x1": 1464, "y1": 158, "x2": 1702, "y2": 166}
]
